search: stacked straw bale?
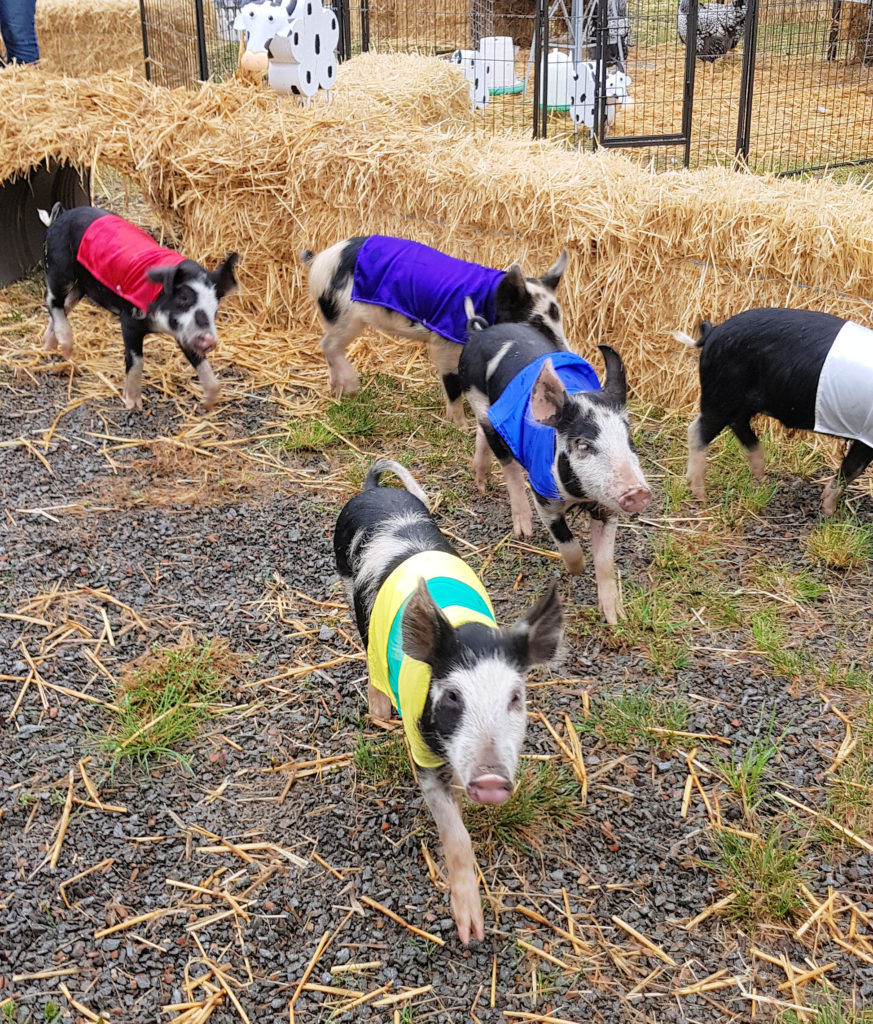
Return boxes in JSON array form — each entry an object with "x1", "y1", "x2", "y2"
[
  {"x1": 35, "y1": 0, "x2": 145, "y2": 77},
  {"x1": 1, "y1": 56, "x2": 872, "y2": 417}
]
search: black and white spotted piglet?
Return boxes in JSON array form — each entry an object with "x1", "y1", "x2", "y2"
[
  {"x1": 40, "y1": 204, "x2": 238, "y2": 411},
  {"x1": 459, "y1": 315, "x2": 651, "y2": 624},
  {"x1": 301, "y1": 234, "x2": 568, "y2": 427},
  {"x1": 334, "y1": 459, "x2": 563, "y2": 944},
  {"x1": 677, "y1": 307, "x2": 873, "y2": 515}
]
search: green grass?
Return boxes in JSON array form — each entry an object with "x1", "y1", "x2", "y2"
[
  {"x1": 614, "y1": 531, "x2": 739, "y2": 673},
  {"x1": 466, "y1": 761, "x2": 585, "y2": 856},
  {"x1": 43, "y1": 1003, "x2": 61, "y2": 1024},
  {"x1": 577, "y1": 685, "x2": 691, "y2": 750},
  {"x1": 708, "y1": 435, "x2": 778, "y2": 526},
  {"x1": 707, "y1": 824, "x2": 807, "y2": 925},
  {"x1": 712, "y1": 731, "x2": 781, "y2": 821},
  {"x1": 807, "y1": 518, "x2": 873, "y2": 569},
  {"x1": 825, "y1": 696, "x2": 873, "y2": 844},
  {"x1": 2, "y1": 1003, "x2": 17, "y2": 1024},
  {"x1": 353, "y1": 732, "x2": 411, "y2": 788},
  {"x1": 751, "y1": 561, "x2": 828, "y2": 604},
  {"x1": 749, "y1": 607, "x2": 811, "y2": 680},
  {"x1": 784, "y1": 993, "x2": 873, "y2": 1024},
  {"x1": 102, "y1": 639, "x2": 233, "y2": 773}
]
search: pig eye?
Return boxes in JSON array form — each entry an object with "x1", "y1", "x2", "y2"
[
  {"x1": 508, "y1": 690, "x2": 523, "y2": 711},
  {"x1": 174, "y1": 286, "x2": 196, "y2": 309},
  {"x1": 434, "y1": 689, "x2": 464, "y2": 736},
  {"x1": 574, "y1": 440, "x2": 591, "y2": 455}
]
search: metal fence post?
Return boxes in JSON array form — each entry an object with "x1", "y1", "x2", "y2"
[
  {"x1": 138, "y1": 0, "x2": 151, "y2": 82},
  {"x1": 194, "y1": 0, "x2": 210, "y2": 80},
  {"x1": 734, "y1": 0, "x2": 759, "y2": 165}
]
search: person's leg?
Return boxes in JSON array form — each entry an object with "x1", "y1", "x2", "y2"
[{"x1": 0, "y1": 0, "x2": 39, "y2": 65}]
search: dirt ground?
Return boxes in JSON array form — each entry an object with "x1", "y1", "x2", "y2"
[{"x1": 2, "y1": 269, "x2": 873, "y2": 1024}]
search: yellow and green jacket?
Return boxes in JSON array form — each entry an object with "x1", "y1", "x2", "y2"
[{"x1": 367, "y1": 550, "x2": 497, "y2": 769}]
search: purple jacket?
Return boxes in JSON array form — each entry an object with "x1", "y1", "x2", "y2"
[{"x1": 350, "y1": 236, "x2": 505, "y2": 345}]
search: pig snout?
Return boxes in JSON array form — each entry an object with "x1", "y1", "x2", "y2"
[
  {"x1": 191, "y1": 334, "x2": 217, "y2": 355},
  {"x1": 466, "y1": 770, "x2": 513, "y2": 805},
  {"x1": 619, "y1": 485, "x2": 652, "y2": 514}
]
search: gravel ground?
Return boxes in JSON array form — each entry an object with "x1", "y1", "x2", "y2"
[{"x1": 2, "y1": 367, "x2": 873, "y2": 1024}]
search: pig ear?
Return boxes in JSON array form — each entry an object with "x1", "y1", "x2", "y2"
[
  {"x1": 539, "y1": 248, "x2": 568, "y2": 292},
  {"x1": 146, "y1": 263, "x2": 184, "y2": 291},
  {"x1": 509, "y1": 583, "x2": 563, "y2": 668},
  {"x1": 210, "y1": 253, "x2": 239, "y2": 298},
  {"x1": 530, "y1": 359, "x2": 567, "y2": 427},
  {"x1": 598, "y1": 344, "x2": 628, "y2": 409},
  {"x1": 402, "y1": 578, "x2": 455, "y2": 667},
  {"x1": 495, "y1": 263, "x2": 530, "y2": 320}
]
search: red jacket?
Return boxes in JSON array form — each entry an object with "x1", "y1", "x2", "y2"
[{"x1": 77, "y1": 215, "x2": 186, "y2": 312}]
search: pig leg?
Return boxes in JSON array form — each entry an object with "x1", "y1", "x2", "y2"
[
  {"x1": 590, "y1": 514, "x2": 622, "y2": 624},
  {"x1": 823, "y1": 440, "x2": 873, "y2": 516},
  {"x1": 686, "y1": 412, "x2": 726, "y2": 499},
  {"x1": 730, "y1": 419, "x2": 764, "y2": 481},
  {"x1": 419, "y1": 768, "x2": 483, "y2": 945},
  {"x1": 176, "y1": 342, "x2": 220, "y2": 411},
  {"x1": 120, "y1": 315, "x2": 147, "y2": 412},
  {"x1": 532, "y1": 493, "x2": 585, "y2": 574},
  {"x1": 367, "y1": 681, "x2": 393, "y2": 722},
  {"x1": 475, "y1": 418, "x2": 532, "y2": 535},
  {"x1": 43, "y1": 284, "x2": 79, "y2": 358},
  {"x1": 472, "y1": 422, "x2": 493, "y2": 493},
  {"x1": 427, "y1": 338, "x2": 466, "y2": 429},
  {"x1": 319, "y1": 316, "x2": 363, "y2": 397}
]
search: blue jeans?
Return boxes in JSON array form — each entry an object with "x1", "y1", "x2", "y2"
[{"x1": 0, "y1": 0, "x2": 39, "y2": 65}]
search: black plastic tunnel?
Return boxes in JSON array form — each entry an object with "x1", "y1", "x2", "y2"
[{"x1": 0, "y1": 160, "x2": 90, "y2": 287}]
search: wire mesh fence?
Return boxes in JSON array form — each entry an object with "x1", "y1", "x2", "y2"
[{"x1": 138, "y1": 0, "x2": 873, "y2": 173}]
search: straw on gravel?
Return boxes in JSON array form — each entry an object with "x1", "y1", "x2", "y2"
[{"x1": 1, "y1": 55, "x2": 872, "y2": 428}]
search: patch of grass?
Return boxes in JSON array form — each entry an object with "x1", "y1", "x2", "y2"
[
  {"x1": 751, "y1": 561, "x2": 828, "y2": 604},
  {"x1": 706, "y1": 432, "x2": 778, "y2": 525},
  {"x1": 749, "y1": 607, "x2": 811, "y2": 680},
  {"x1": 807, "y1": 518, "x2": 873, "y2": 569},
  {"x1": 466, "y1": 761, "x2": 584, "y2": 856},
  {"x1": 712, "y1": 731, "x2": 781, "y2": 821},
  {"x1": 707, "y1": 824, "x2": 807, "y2": 924},
  {"x1": 353, "y1": 732, "x2": 411, "y2": 788},
  {"x1": 614, "y1": 531, "x2": 739, "y2": 672},
  {"x1": 577, "y1": 685, "x2": 691, "y2": 750},
  {"x1": 277, "y1": 375, "x2": 469, "y2": 467},
  {"x1": 825, "y1": 696, "x2": 873, "y2": 843},
  {"x1": 103, "y1": 638, "x2": 235, "y2": 773},
  {"x1": 2, "y1": 1003, "x2": 18, "y2": 1024},
  {"x1": 43, "y1": 1003, "x2": 61, "y2": 1023},
  {"x1": 615, "y1": 585, "x2": 692, "y2": 673},
  {"x1": 783, "y1": 992, "x2": 873, "y2": 1024}
]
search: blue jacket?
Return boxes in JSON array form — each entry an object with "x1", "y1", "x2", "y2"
[
  {"x1": 350, "y1": 236, "x2": 505, "y2": 345},
  {"x1": 487, "y1": 352, "x2": 602, "y2": 499}
]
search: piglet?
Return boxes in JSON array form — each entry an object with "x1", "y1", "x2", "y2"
[
  {"x1": 301, "y1": 235, "x2": 568, "y2": 426},
  {"x1": 677, "y1": 308, "x2": 873, "y2": 515},
  {"x1": 334, "y1": 459, "x2": 563, "y2": 943},
  {"x1": 459, "y1": 314, "x2": 651, "y2": 624},
  {"x1": 40, "y1": 204, "x2": 238, "y2": 411}
]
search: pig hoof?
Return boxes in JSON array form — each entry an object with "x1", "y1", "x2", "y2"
[
  {"x1": 330, "y1": 368, "x2": 360, "y2": 397},
  {"x1": 821, "y1": 483, "x2": 838, "y2": 517},
  {"x1": 473, "y1": 470, "x2": 489, "y2": 494},
  {"x1": 451, "y1": 884, "x2": 484, "y2": 945},
  {"x1": 123, "y1": 395, "x2": 143, "y2": 412},
  {"x1": 42, "y1": 328, "x2": 58, "y2": 353},
  {"x1": 512, "y1": 519, "x2": 533, "y2": 539},
  {"x1": 58, "y1": 343, "x2": 73, "y2": 360}
]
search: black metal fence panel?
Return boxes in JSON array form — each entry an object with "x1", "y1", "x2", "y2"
[{"x1": 137, "y1": 0, "x2": 873, "y2": 173}]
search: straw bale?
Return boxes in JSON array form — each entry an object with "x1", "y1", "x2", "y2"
[
  {"x1": 35, "y1": 0, "x2": 144, "y2": 77},
  {"x1": 1, "y1": 55, "x2": 872, "y2": 428}
]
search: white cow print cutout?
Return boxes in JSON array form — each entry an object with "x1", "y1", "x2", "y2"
[
  {"x1": 233, "y1": 0, "x2": 296, "y2": 53},
  {"x1": 570, "y1": 61, "x2": 632, "y2": 134},
  {"x1": 266, "y1": 0, "x2": 339, "y2": 101}
]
